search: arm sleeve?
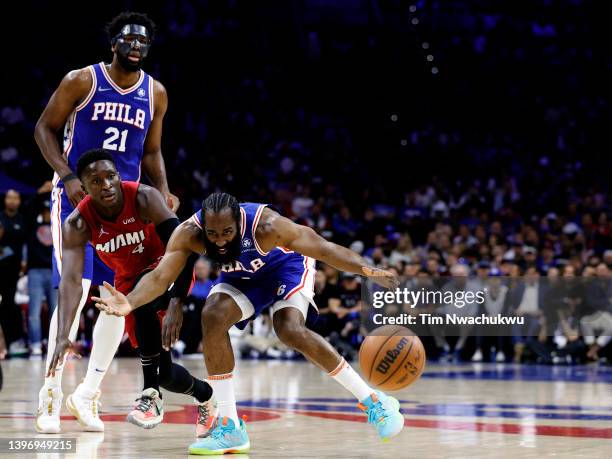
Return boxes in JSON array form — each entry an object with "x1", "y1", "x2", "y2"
[
  {"x1": 155, "y1": 217, "x2": 181, "y2": 245},
  {"x1": 169, "y1": 253, "x2": 198, "y2": 299}
]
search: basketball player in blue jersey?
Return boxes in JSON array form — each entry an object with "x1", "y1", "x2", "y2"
[
  {"x1": 94, "y1": 193, "x2": 405, "y2": 455},
  {"x1": 33, "y1": 12, "x2": 180, "y2": 433}
]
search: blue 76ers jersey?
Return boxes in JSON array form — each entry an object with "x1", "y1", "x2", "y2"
[
  {"x1": 52, "y1": 62, "x2": 154, "y2": 187},
  {"x1": 191, "y1": 203, "x2": 309, "y2": 280}
]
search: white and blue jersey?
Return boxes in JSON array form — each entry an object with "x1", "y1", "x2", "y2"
[
  {"x1": 51, "y1": 62, "x2": 155, "y2": 287},
  {"x1": 191, "y1": 203, "x2": 316, "y2": 328}
]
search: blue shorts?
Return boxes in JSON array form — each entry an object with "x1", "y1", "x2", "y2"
[
  {"x1": 51, "y1": 187, "x2": 114, "y2": 288},
  {"x1": 209, "y1": 256, "x2": 316, "y2": 329}
]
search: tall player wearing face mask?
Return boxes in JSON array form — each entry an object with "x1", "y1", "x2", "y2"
[{"x1": 33, "y1": 12, "x2": 179, "y2": 433}]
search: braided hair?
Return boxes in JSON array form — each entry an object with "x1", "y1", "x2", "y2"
[{"x1": 201, "y1": 193, "x2": 240, "y2": 224}]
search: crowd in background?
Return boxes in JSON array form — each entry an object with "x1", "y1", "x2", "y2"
[{"x1": 1, "y1": 0, "x2": 610, "y2": 364}]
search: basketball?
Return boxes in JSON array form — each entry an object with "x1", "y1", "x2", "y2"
[{"x1": 359, "y1": 325, "x2": 426, "y2": 391}]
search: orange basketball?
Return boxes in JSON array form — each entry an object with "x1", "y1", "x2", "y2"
[{"x1": 359, "y1": 325, "x2": 426, "y2": 391}]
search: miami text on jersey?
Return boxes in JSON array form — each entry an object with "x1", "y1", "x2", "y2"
[{"x1": 95, "y1": 230, "x2": 146, "y2": 253}]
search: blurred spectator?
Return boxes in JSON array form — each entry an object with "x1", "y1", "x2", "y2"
[
  {"x1": 23, "y1": 182, "x2": 56, "y2": 357},
  {"x1": 332, "y1": 206, "x2": 359, "y2": 247},
  {"x1": 327, "y1": 273, "x2": 363, "y2": 360},
  {"x1": 509, "y1": 266, "x2": 544, "y2": 363},
  {"x1": 436, "y1": 264, "x2": 475, "y2": 362},
  {"x1": 0, "y1": 320, "x2": 5, "y2": 390},
  {"x1": 580, "y1": 263, "x2": 612, "y2": 361},
  {"x1": 310, "y1": 269, "x2": 339, "y2": 339},
  {"x1": 388, "y1": 233, "x2": 417, "y2": 267},
  {"x1": 0, "y1": 189, "x2": 27, "y2": 356},
  {"x1": 472, "y1": 266, "x2": 510, "y2": 362},
  {"x1": 0, "y1": 318, "x2": 6, "y2": 361}
]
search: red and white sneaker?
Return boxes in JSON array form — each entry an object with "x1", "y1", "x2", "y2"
[
  {"x1": 196, "y1": 397, "x2": 218, "y2": 438},
  {"x1": 126, "y1": 388, "x2": 164, "y2": 429}
]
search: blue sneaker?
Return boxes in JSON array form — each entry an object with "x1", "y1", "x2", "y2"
[
  {"x1": 358, "y1": 391, "x2": 404, "y2": 440},
  {"x1": 188, "y1": 416, "x2": 250, "y2": 455}
]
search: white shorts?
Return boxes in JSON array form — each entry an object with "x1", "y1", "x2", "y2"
[{"x1": 208, "y1": 283, "x2": 314, "y2": 323}]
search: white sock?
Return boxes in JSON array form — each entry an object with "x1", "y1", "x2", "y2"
[
  {"x1": 77, "y1": 310, "x2": 124, "y2": 398},
  {"x1": 44, "y1": 279, "x2": 92, "y2": 389},
  {"x1": 209, "y1": 372, "x2": 239, "y2": 425},
  {"x1": 329, "y1": 358, "x2": 373, "y2": 402}
]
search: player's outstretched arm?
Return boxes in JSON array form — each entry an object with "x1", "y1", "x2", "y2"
[
  {"x1": 138, "y1": 185, "x2": 198, "y2": 300},
  {"x1": 34, "y1": 68, "x2": 92, "y2": 207},
  {"x1": 93, "y1": 220, "x2": 199, "y2": 315},
  {"x1": 260, "y1": 209, "x2": 399, "y2": 289},
  {"x1": 47, "y1": 211, "x2": 89, "y2": 376}
]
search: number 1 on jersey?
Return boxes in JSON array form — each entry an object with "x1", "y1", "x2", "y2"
[{"x1": 103, "y1": 127, "x2": 128, "y2": 152}]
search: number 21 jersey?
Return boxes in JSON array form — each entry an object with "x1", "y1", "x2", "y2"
[{"x1": 53, "y1": 62, "x2": 154, "y2": 188}]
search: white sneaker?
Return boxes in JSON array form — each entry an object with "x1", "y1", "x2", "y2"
[
  {"x1": 471, "y1": 348, "x2": 483, "y2": 362},
  {"x1": 30, "y1": 343, "x2": 43, "y2": 359},
  {"x1": 9, "y1": 339, "x2": 28, "y2": 357},
  {"x1": 495, "y1": 351, "x2": 506, "y2": 363},
  {"x1": 35, "y1": 386, "x2": 62, "y2": 433},
  {"x1": 66, "y1": 385, "x2": 104, "y2": 432}
]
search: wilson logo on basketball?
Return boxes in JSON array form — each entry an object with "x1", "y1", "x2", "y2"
[{"x1": 376, "y1": 337, "x2": 410, "y2": 374}]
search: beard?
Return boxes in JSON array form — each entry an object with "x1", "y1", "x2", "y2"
[
  {"x1": 203, "y1": 234, "x2": 243, "y2": 266},
  {"x1": 117, "y1": 52, "x2": 144, "y2": 72}
]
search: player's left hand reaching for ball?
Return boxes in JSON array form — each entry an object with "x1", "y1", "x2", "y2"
[
  {"x1": 362, "y1": 266, "x2": 399, "y2": 290},
  {"x1": 163, "y1": 191, "x2": 180, "y2": 212},
  {"x1": 91, "y1": 282, "x2": 133, "y2": 317}
]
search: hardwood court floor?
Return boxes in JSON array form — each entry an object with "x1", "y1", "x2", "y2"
[{"x1": 1, "y1": 358, "x2": 611, "y2": 458}]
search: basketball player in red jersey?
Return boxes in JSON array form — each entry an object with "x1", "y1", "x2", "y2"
[
  {"x1": 46, "y1": 149, "x2": 216, "y2": 436},
  {"x1": 34, "y1": 11, "x2": 180, "y2": 434}
]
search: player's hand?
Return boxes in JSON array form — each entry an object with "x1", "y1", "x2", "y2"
[
  {"x1": 47, "y1": 338, "x2": 80, "y2": 377},
  {"x1": 362, "y1": 266, "x2": 399, "y2": 290},
  {"x1": 91, "y1": 281, "x2": 133, "y2": 317},
  {"x1": 163, "y1": 192, "x2": 180, "y2": 212},
  {"x1": 162, "y1": 297, "x2": 183, "y2": 351},
  {"x1": 64, "y1": 177, "x2": 86, "y2": 208}
]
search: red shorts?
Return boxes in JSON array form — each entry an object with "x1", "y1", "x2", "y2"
[
  {"x1": 124, "y1": 309, "x2": 166, "y2": 348},
  {"x1": 119, "y1": 265, "x2": 195, "y2": 349}
]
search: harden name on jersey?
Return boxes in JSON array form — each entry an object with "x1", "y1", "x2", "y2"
[
  {"x1": 91, "y1": 102, "x2": 147, "y2": 130},
  {"x1": 95, "y1": 229, "x2": 146, "y2": 253}
]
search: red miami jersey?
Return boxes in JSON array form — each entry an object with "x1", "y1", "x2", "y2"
[{"x1": 76, "y1": 181, "x2": 165, "y2": 294}]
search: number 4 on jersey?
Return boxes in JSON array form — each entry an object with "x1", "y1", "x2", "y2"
[{"x1": 132, "y1": 243, "x2": 144, "y2": 254}]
